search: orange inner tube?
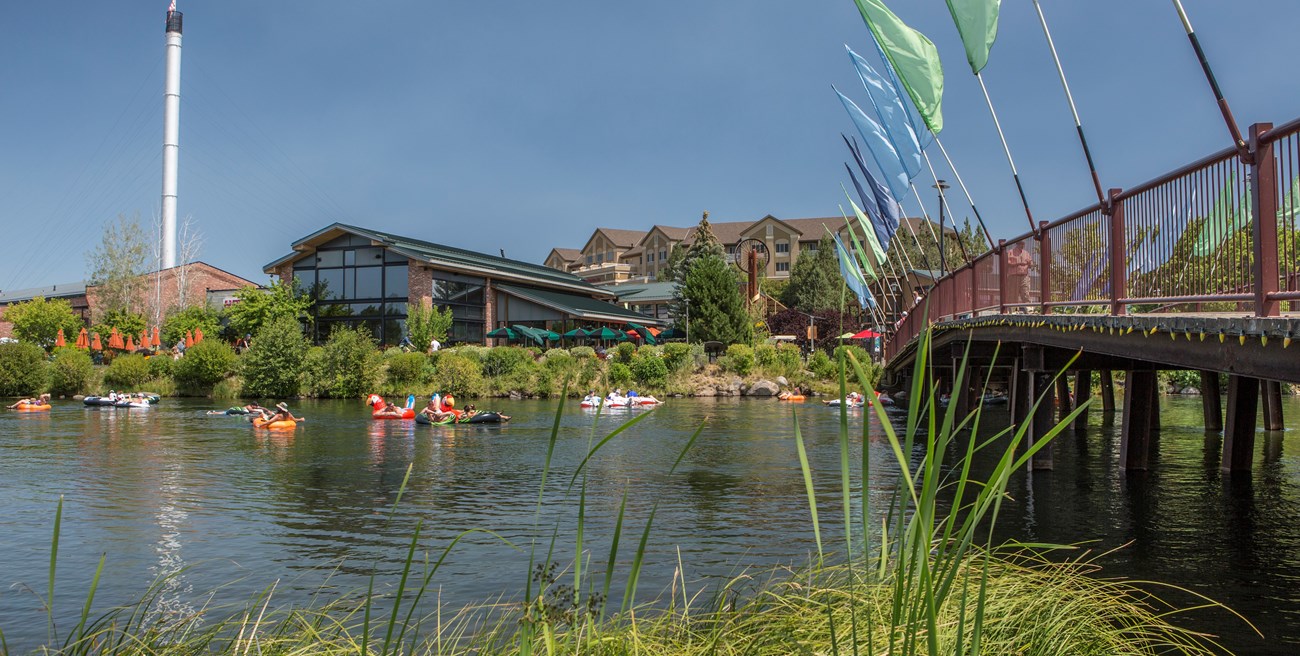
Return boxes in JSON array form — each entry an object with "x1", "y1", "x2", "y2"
[
  {"x1": 15, "y1": 403, "x2": 52, "y2": 411},
  {"x1": 253, "y1": 418, "x2": 297, "y2": 430},
  {"x1": 779, "y1": 395, "x2": 806, "y2": 402}
]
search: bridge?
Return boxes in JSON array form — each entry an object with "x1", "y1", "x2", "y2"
[{"x1": 882, "y1": 120, "x2": 1300, "y2": 474}]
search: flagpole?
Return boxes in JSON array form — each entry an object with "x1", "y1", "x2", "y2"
[
  {"x1": 976, "y1": 72, "x2": 1037, "y2": 234},
  {"x1": 910, "y1": 184, "x2": 948, "y2": 272},
  {"x1": 928, "y1": 140, "x2": 994, "y2": 250},
  {"x1": 1170, "y1": 0, "x2": 1247, "y2": 154},
  {"x1": 919, "y1": 150, "x2": 971, "y2": 264},
  {"x1": 1029, "y1": 0, "x2": 1106, "y2": 205}
]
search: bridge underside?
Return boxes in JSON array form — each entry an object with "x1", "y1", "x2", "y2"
[{"x1": 883, "y1": 314, "x2": 1300, "y2": 474}]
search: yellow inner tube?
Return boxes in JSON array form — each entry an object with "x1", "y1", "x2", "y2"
[{"x1": 253, "y1": 418, "x2": 297, "y2": 430}]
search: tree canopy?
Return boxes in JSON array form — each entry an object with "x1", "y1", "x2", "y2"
[
  {"x1": 86, "y1": 213, "x2": 149, "y2": 319},
  {"x1": 781, "y1": 233, "x2": 845, "y2": 312},
  {"x1": 680, "y1": 252, "x2": 752, "y2": 345},
  {"x1": 224, "y1": 278, "x2": 313, "y2": 339},
  {"x1": 3, "y1": 297, "x2": 85, "y2": 350}
]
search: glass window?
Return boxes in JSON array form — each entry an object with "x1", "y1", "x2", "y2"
[
  {"x1": 344, "y1": 250, "x2": 356, "y2": 266},
  {"x1": 315, "y1": 269, "x2": 343, "y2": 301},
  {"x1": 385, "y1": 265, "x2": 408, "y2": 298},
  {"x1": 596, "y1": 253, "x2": 604, "y2": 264},
  {"x1": 317, "y1": 250, "x2": 344, "y2": 267},
  {"x1": 647, "y1": 252, "x2": 655, "y2": 263},
  {"x1": 776, "y1": 262, "x2": 789, "y2": 272},
  {"x1": 354, "y1": 266, "x2": 382, "y2": 299},
  {"x1": 776, "y1": 242, "x2": 789, "y2": 253},
  {"x1": 586, "y1": 255, "x2": 593, "y2": 264},
  {"x1": 354, "y1": 303, "x2": 382, "y2": 317},
  {"x1": 355, "y1": 247, "x2": 383, "y2": 264},
  {"x1": 384, "y1": 318, "x2": 406, "y2": 344},
  {"x1": 318, "y1": 302, "x2": 354, "y2": 318},
  {"x1": 385, "y1": 302, "x2": 408, "y2": 317},
  {"x1": 805, "y1": 242, "x2": 817, "y2": 252},
  {"x1": 659, "y1": 250, "x2": 666, "y2": 261}
]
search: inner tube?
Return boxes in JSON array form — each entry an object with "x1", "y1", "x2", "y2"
[
  {"x1": 466, "y1": 411, "x2": 509, "y2": 424},
  {"x1": 83, "y1": 397, "x2": 117, "y2": 406},
  {"x1": 15, "y1": 403, "x2": 52, "y2": 412},
  {"x1": 372, "y1": 408, "x2": 415, "y2": 420},
  {"x1": 252, "y1": 417, "x2": 297, "y2": 430},
  {"x1": 778, "y1": 395, "x2": 806, "y2": 402}
]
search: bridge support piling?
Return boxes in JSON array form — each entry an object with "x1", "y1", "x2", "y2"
[
  {"x1": 1012, "y1": 365, "x2": 1031, "y2": 429},
  {"x1": 1100, "y1": 370, "x2": 1116, "y2": 413},
  {"x1": 953, "y1": 358, "x2": 972, "y2": 418},
  {"x1": 1222, "y1": 375, "x2": 1260, "y2": 472},
  {"x1": 1200, "y1": 371, "x2": 1222, "y2": 431},
  {"x1": 1120, "y1": 370, "x2": 1158, "y2": 470},
  {"x1": 1056, "y1": 376, "x2": 1072, "y2": 424},
  {"x1": 1073, "y1": 370, "x2": 1091, "y2": 431},
  {"x1": 1031, "y1": 373, "x2": 1055, "y2": 470},
  {"x1": 1263, "y1": 380, "x2": 1284, "y2": 431}
]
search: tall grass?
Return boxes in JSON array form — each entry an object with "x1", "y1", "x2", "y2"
[{"x1": 11, "y1": 328, "x2": 1246, "y2": 655}]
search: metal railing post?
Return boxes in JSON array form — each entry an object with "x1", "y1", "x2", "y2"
[
  {"x1": 1250, "y1": 122, "x2": 1279, "y2": 317},
  {"x1": 998, "y1": 239, "x2": 1008, "y2": 314},
  {"x1": 971, "y1": 262, "x2": 979, "y2": 316},
  {"x1": 1109, "y1": 188, "x2": 1126, "y2": 315},
  {"x1": 1038, "y1": 221, "x2": 1051, "y2": 314}
]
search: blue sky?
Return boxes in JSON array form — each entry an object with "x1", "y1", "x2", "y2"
[{"x1": 1, "y1": 1, "x2": 1295, "y2": 290}]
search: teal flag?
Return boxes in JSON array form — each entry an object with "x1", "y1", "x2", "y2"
[
  {"x1": 847, "y1": 45, "x2": 923, "y2": 180},
  {"x1": 835, "y1": 86, "x2": 911, "y2": 200},
  {"x1": 845, "y1": 191, "x2": 889, "y2": 266},
  {"x1": 944, "y1": 0, "x2": 1001, "y2": 74},
  {"x1": 833, "y1": 231, "x2": 877, "y2": 310},
  {"x1": 853, "y1": 0, "x2": 945, "y2": 134},
  {"x1": 1192, "y1": 174, "x2": 1247, "y2": 257}
]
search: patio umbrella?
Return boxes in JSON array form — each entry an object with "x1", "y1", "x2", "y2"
[
  {"x1": 194, "y1": 328, "x2": 204, "y2": 343},
  {"x1": 625, "y1": 322, "x2": 656, "y2": 345},
  {"x1": 587, "y1": 326, "x2": 625, "y2": 341},
  {"x1": 90, "y1": 333, "x2": 102, "y2": 351},
  {"x1": 55, "y1": 328, "x2": 65, "y2": 348},
  {"x1": 851, "y1": 329, "x2": 881, "y2": 339},
  {"x1": 510, "y1": 325, "x2": 546, "y2": 347},
  {"x1": 562, "y1": 327, "x2": 590, "y2": 340},
  {"x1": 185, "y1": 330, "x2": 194, "y2": 348},
  {"x1": 658, "y1": 327, "x2": 686, "y2": 340},
  {"x1": 125, "y1": 335, "x2": 136, "y2": 352},
  {"x1": 486, "y1": 326, "x2": 518, "y2": 340},
  {"x1": 837, "y1": 332, "x2": 857, "y2": 339},
  {"x1": 109, "y1": 328, "x2": 122, "y2": 350},
  {"x1": 151, "y1": 327, "x2": 161, "y2": 348},
  {"x1": 140, "y1": 331, "x2": 150, "y2": 350},
  {"x1": 76, "y1": 327, "x2": 89, "y2": 349},
  {"x1": 537, "y1": 328, "x2": 561, "y2": 341}
]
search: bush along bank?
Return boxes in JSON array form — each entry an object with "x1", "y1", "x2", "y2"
[{"x1": 0, "y1": 324, "x2": 884, "y2": 400}]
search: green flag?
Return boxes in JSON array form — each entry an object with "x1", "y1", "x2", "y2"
[
  {"x1": 944, "y1": 0, "x2": 1001, "y2": 74},
  {"x1": 838, "y1": 208, "x2": 878, "y2": 282},
  {"x1": 853, "y1": 0, "x2": 945, "y2": 134},
  {"x1": 1281, "y1": 174, "x2": 1300, "y2": 223},
  {"x1": 1192, "y1": 174, "x2": 1248, "y2": 257},
  {"x1": 846, "y1": 194, "x2": 889, "y2": 266}
]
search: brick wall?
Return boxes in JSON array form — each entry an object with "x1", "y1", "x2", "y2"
[
  {"x1": 408, "y1": 263, "x2": 432, "y2": 308},
  {"x1": 483, "y1": 279, "x2": 495, "y2": 337},
  {"x1": 87, "y1": 262, "x2": 258, "y2": 323}
]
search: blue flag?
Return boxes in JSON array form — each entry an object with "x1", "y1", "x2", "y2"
[
  {"x1": 844, "y1": 163, "x2": 891, "y2": 252},
  {"x1": 833, "y1": 232, "x2": 877, "y2": 310},
  {"x1": 836, "y1": 86, "x2": 910, "y2": 201},
  {"x1": 869, "y1": 28, "x2": 933, "y2": 149},
  {"x1": 847, "y1": 45, "x2": 923, "y2": 180},
  {"x1": 843, "y1": 135, "x2": 901, "y2": 246}
]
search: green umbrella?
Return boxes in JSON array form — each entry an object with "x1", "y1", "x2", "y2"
[
  {"x1": 588, "y1": 326, "x2": 624, "y2": 341},
  {"x1": 510, "y1": 325, "x2": 547, "y2": 347},
  {"x1": 625, "y1": 322, "x2": 657, "y2": 345},
  {"x1": 562, "y1": 327, "x2": 591, "y2": 339},
  {"x1": 486, "y1": 326, "x2": 518, "y2": 340},
  {"x1": 658, "y1": 327, "x2": 686, "y2": 340}
]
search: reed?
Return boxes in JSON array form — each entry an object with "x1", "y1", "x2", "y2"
[{"x1": 12, "y1": 328, "x2": 1246, "y2": 655}]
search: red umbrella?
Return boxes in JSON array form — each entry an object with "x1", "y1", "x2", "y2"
[
  {"x1": 851, "y1": 329, "x2": 881, "y2": 339},
  {"x1": 55, "y1": 328, "x2": 66, "y2": 348},
  {"x1": 185, "y1": 330, "x2": 194, "y2": 349},
  {"x1": 91, "y1": 333, "x2": 102, "y2": 351},
  {"x1": 151, "y1": 327, "x2": 161, "y2": 348},
  {"x1": 194, "y1": 327, "x2": 204, "y2": 343}
]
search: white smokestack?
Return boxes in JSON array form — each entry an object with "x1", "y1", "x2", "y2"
[{"x1": 161, "y1": 6, "x2": 183, "y2": 269}]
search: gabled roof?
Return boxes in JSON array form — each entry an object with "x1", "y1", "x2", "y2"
[
  {"x1": 266, "y1": 223, "x2": 608, "y2": 296},
  {"x1": 0, "y1": 280, "x2": 87, "y2": 304},
  {"x1": 495, "y1": 283, "x2": 663, "y2": 325},
  {"x1": 638, "y1": 225, "x2": 693, "y2": 247},
  {"x1": 546, "y1": 247, "x2": 582, "y2": 263},
  {"x1": 784, "y1": 217, "x2": 851, "y2": 240},
  {"x1": 580, "y1": 227, "x2": 649, "y2": 254}
]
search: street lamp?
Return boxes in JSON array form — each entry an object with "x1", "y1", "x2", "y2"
[{"x1": 933, "y1": 179, "x2": 951, "y2": 275}]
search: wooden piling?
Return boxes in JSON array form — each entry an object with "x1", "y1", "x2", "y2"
[
  {"x1": 1222, "y1": 375, "x2": 1259, "y2": 472},
  {"x1": 1073, "y1": 370, "x2": 1090, "y2": 431},
  {"x1": 1200, "y1": 371, "x2": 1222, "y2": 431},
  {"x1": 1263, "y1": 380, "x2": 1285, "y2": 431},
  {"x1": 1120, "y1": 370, "x2": 1157, "y2": 470},
  {"x1": 1100, "y1": 370, "x2": 1116, "y2": 412}
]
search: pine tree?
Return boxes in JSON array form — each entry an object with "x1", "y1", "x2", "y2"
[
  {"x1": 680, "y1": 252, "x2": 752, "y2": 345},
  {"x1": 782, "y1": 233, "x2": 844, "y2": 312},
  {"x1": 671, "y1": 211, "x2": 729, "y2": 328}
]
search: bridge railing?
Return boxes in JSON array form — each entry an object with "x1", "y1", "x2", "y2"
[{"x1": 885, "y1": 118, "x2": 1300, "y2": 361}]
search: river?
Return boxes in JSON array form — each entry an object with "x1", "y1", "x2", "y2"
[{"x1": 0, "y1": 394, "x2": 1296, "y2": 653}]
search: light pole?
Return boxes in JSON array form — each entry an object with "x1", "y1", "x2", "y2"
[
  {"x1": 684, "y1": 299, "x2": 690, "y2": 344},
  {"x1": 933, "y1": 179, "x2": 951, "y2": 275}
]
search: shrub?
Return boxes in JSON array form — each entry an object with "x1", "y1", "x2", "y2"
[
  {"x1": 482, "y1": 347, "x2": 533, "y2": 378},
  {"x1": 429, "y1": 352, "x2": 484, "y2": 397},
  {"x1": 809, "y1": 350, "x2": 835, "y2": 380},
  {"x1": 607, "y1": 362, "x2": 633, "y2": 388},
  {"x1": 544, "y1": 348, "x2": 569, "y2": 359},
  {"x1": 92, "y1": 309, "x2": 147, "y2": 346},
  {"x1": 103, "y1": 354, "x2": 151, "y2": 389},
  {"x1": 832, "y1": 345, "x2": 882, "y2": 388},
  {"x1": 537, "y1": 351, "x2": 580, "y2": 397},
  {"x1": 0, "y1": 342, "x2": 49, "y2": 396},
  {"x1": 448, "y1": 345, "x2": 486, "y2": 363},
  {"x1": 162, "y1": 305, "x2": 222, "y2": 347},
  {"x1": 614, "y1": 342, "x2": 637, "y2": 364},
  {"x1": 49, "y1": 348, "x2": 95, "y2": 396},
  {"x1": 301, "y1": 326, "x2": 382, "y2": 398},
  {"x1": 570, "y1": 345, "x2": 596, "y2": 359},
  {"x1": 147, "y1": 355, "x2": 174, "y2": 379},
  {"x1": 754, "y1": 344, "x2": 778, "y2": 370},
  {"x1": 406, "y1": 303, "x2": 453, "y2": 352},
  {"x1": 173, "y1": 340, "x2": 238, "y2": 392},
  {"x1": 1159, "y1": 370, "x2": 1202, "y2": 391},
  {"x1": 386, "y1": 352, "x2": 430, "y2": 386},
  {"x1": 773, "y1": 343, "x2": 803, "y2": 376},
  {"x1": 723, "y1": 343, "x2": 755, "y2": 376},
  {"x1": 241, "y1": 315, "x2": 311, "y2": 398},
  {"x1": 661, "y1": 342, "x2": 692, "y2": 373},
  {"x1": 4, "y1": 297, "x2": 85, "y2": 350},
  {"x1": 630, "y1": 352, "x2": 669, "y2": 388},
  {"x1": 689, "y1": 342, "x2": 707, "y2": 368}
]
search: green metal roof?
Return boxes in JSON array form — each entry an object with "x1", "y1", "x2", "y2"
[
  {"x1": 267, "y1": 223, "x2": 608, "y2": 295},
  {"x1": 601, "y1": 281, "x2": 678, "y2": 304},
  {"x1": 495, "y1": 283, "x2": 663, "y2": 325}
]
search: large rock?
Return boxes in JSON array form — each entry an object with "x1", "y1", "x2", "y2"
[
  {"x1": 1181, "y1": 386, "x2": 1201, "y2": 395},
  {"x1": 694, "y1": 386, "x2": 717, "y2": 397},
  {"x1": 775, "y1": 376, "x2": 790, "y2": 388},
  {"x1": 746, "y1": 379, "x2": 780, "y2": 396},
  {"x1": 728, "y1": 378, "x2": 744, "y2": 395}
]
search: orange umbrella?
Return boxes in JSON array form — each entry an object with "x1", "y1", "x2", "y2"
[
  {"x1": 185, "y1": 330, "x2": 194, "y2": 349},
  {"x1": 151, "y1": 327, "x2": 161, "y2": 348},
  {"x1": 194, "y1": 327, "x2": 204, "y2": 343},
  {"x1": 125, "y1": 335, "x2": 136, "y2": 352},
  {"x1": 76, "y1": 327, "x2": 89, "y2": 349},
  {"x1": 55, "y1": 328, "x2": 66, "y2": 348},
  {"x1": 108, "y1": 328, "x2": 121, "y2": 350},
  {"x1": 91, "y1": 333, "x2": 102, "y2": 351}
]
